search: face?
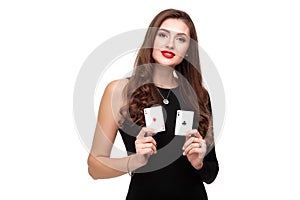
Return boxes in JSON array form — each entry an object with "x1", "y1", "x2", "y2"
[{"x1": 152, "y1": 18, "x2": 190, "y2": 68}]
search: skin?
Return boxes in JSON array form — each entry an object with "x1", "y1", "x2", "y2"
[
  {"x1": 87, "y1": 18, "x2": 206, "y2": 179},
  {"x1": 152, "y1": 18, "x2": 190, "y2": 68}
]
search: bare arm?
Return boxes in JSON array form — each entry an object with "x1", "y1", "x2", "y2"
[
  {"x1": 87, "y1": 79, "x2": 133, "y2": 179},
  {"x1": 87, "y1": 79, "x2": 157, "y2": 179}
]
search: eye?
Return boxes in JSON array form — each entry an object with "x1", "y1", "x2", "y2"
[
  {"x1": 177, "y1": 37, "x2": 187, "y2": 43},
  {"x1": 158, "y1": 32, "x2": 168, "y2": 38}
]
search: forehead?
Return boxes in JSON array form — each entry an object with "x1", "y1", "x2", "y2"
[{"x1": 159, "y1": 18, "x2": 190, "y2": 36}]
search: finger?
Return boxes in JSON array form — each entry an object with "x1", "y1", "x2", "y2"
[
  {"x1": 136, "y1": 142, "x2": 156, "y2": 153},
  {"x1": 135, "y1": 139, "x2": 157, "y2": 154},
  {"x1": 143, "y1": 142, "x2": 157, "y2": 154},
  {"x1": 183, "y1": 142, "x2": 201, "y2": 156},
  {"x1": 141, "y1": 143, "x2": 157, "y2": 152},
  {"x1": 135, "y1": 139, "x2": 157, "y2": 155},
  {"x1": 191, "y1": 130, "x2": 202, "y2": 139},
  {"x1": 142, "y1": 137, "x2": 157, "y2": 147},
  {"x1": 200, "y1": 139, "x2": 206, "y2": 148},
  {"x1": 140, "y1": 143, "x2": 154, "y2": 148},
  {"x1": 183, "y1": 139, "x2": 206, "y2": 155},
  {"x1": 136, "y1": 137, "x2": 157, "y2": 149},
  {"x1": 198, "y1": 139, "x2": 206, "y2": 150},
  {"x1": 182, "y1": 137, "x2": 201, "y2": 150},
  {"x1": 135, "y1": 143, "x2": 144, "y2": 154},
  {"x1": 186, "y1": 148, "x2": 202, "y2": 156},
  {"x1": 139, "y1": 148, "x2": 154, "y2": 155},
  {"x1": 187, "y1": 145, "x2": 206, "y2": 156},
  {"x1": 185, "y1": 129, "x2": 198, "y2": 140},
  {"x1": 185, "y1": 129, "x2": 203, "y2": 141},
  {"x1": 151, "y1": 145, "x2": 157, "y2": 154},
  {"x1": 137, "y1": 127, "x2": 157, "y2": 139},
  {"x1": 187, "y1": 141, "x2": 207, "y2": 156}
]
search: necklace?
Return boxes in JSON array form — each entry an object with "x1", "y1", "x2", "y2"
[{"x1": 157, "y1": 88, "x2": 171, "y2": 105}]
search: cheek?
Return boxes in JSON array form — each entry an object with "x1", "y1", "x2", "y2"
[
  {"x1": 153, "y1": 38, "x2": 166, "y2": 49},
  {"x1": 176, "y1": 43, "x2": 190, "y2": 56},
  {"x1": 152, "y1": 38, "x2": 164, "y2": 58},
  {"x1": 152, "y1": 48, "x2": 160, "y2": 61},
  {"x1": 176, "y1": 48, "x2": 188, "y2": 58}
]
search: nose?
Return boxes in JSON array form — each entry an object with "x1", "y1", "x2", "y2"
[{"x1": 166, "y1": 37, "x2": 175, "y2": 50}]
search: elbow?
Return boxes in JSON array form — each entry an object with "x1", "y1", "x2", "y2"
[
  {"x1": 205, "y1": 164, "x2": 219, "y2": 184},
  {"x1": 87, "y1": 153, "x2": 119, "y2": 179},
  {"x1": 87, "y1": 154, "x2": 100, "y2": 180},
  {"x1": 198, "y1": 161, "x2": 219, "y2": 184},
  {"x1": 88, "y1": 166, "x2": 98, "y2": 180}
]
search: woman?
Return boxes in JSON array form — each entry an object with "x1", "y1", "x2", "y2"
[{"x1": 88, "y1": 8, "x2": 219, "y2": 199}]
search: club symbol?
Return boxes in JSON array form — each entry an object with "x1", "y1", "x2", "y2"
[{"x1": 182, "y1": 121, "x2": 187, "y2": 126}]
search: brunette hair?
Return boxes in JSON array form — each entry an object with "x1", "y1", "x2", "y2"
[{"x1": 119, "y1": 8, "x2": 212, "y2": 139}]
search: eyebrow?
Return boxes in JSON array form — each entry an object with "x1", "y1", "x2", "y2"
[{"x1": 158, "y1": 28, "x2": 189, "y2": 37}]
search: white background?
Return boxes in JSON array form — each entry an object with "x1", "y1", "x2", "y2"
[{"x1": 1, "y1": 0, "x2": 299, "y2": 199}]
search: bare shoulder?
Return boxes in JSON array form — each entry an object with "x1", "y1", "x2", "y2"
[
  {"x1": 104, "y1": 78, "x2": 129, "y2": 98},
  {"x1": 106, "y1": 78, "x2": 129, "y2": 90},
  {"x1": 101, "y1": 79, "x2": 129, "y2": 115}
]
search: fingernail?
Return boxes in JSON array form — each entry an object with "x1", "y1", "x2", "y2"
[
  {"x1": 182, "y1": 152, "x2": 186, "y2": 156},
  {"x1": 182, "y1": 146, "x2": 185, "y2": 150}
]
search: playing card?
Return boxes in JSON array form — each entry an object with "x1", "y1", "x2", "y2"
[
  {"x1": 144, "y1": 105, "x2": 165, "y2": 132},
  {"x1": 174, "y1": 110, "x2": 194, "y2": 136}
]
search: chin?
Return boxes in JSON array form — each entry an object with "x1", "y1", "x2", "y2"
[
  {"x1": 157, "y1": 59, "x2": 180, "y2": 68},
  {"x1": 157, "y1": 62, "x2": 176, "y2": 68}
]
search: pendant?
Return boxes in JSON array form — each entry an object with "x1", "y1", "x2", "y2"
[{"x1": 163, "y1": 99, "x2": 169, "y2": 105}]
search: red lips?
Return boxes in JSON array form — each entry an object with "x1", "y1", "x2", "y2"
[{"x1": 161, "y1": 50, "x2": 175, "y2": 59}]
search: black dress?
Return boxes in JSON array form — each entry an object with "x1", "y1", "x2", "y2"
[{"x1": 119, "y1": 86, "x2": 219, "y2": 200}]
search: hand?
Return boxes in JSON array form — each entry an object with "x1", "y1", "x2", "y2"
[
  {"x1": 182, "y1": 129, "x2": 206, "y2": 170},
  {"x1": 134, "y1": 127, "x2": 157, "y2": 167}
]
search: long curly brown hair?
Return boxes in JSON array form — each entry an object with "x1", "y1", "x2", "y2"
[{"x1": 119, "y1": 9, "x2": 211, "y2": 138}]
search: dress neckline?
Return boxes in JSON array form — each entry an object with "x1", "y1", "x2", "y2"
[{"x1": 155, "y1": 85, "x2": 179, "y2": 90}]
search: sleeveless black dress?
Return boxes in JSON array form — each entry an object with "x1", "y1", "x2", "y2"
[{"x1": 119, "y1": 86, "x2": 219, "y2": 200}]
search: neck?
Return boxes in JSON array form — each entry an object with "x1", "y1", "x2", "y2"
[{"x1": 152, "y1": 65, "x2": 178, "y2": 88}]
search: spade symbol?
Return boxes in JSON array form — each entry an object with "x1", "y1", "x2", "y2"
[{"x1": 182, "y1": 121, "x2": 187, "y2": 126}]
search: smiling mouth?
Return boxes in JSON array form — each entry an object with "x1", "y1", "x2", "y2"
[{"x1": 161, "y1": 51, "x2": 175, "y2": 59}]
